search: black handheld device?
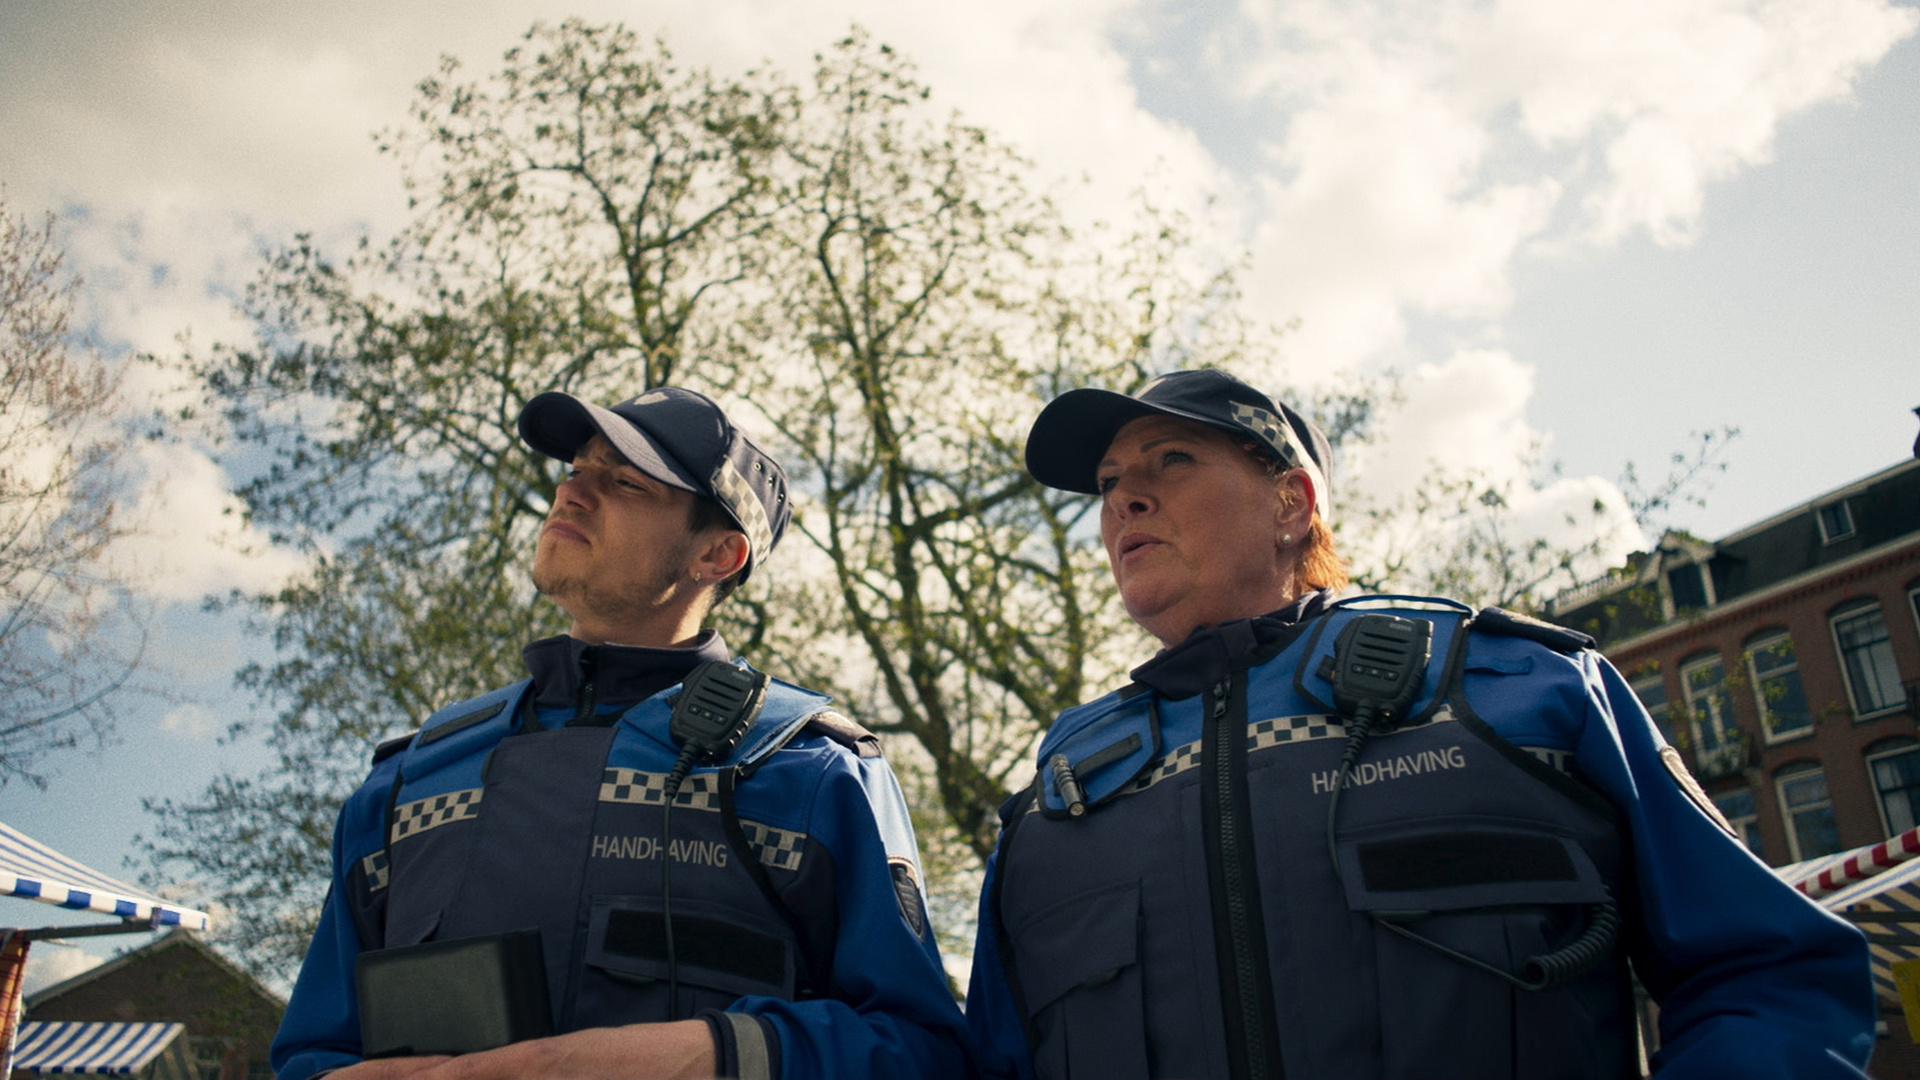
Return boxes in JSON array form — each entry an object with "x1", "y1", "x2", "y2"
[
  {"x1": 665, "y1": 661, "x2": 770, "y2": 794},
  {"x1": 1325, "y1": 613, "x2": 1432, "y2": 728},
  {"x1": 357, "y1": 930, "x2": 552, "y2": 1057}
]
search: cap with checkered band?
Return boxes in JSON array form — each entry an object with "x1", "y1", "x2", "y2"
[
  {"x1": 518, "y1": 387, "x2": 791, "y2": 579},
  {"x1": 1024, "y1": 369, "x2": 1333, "y2": 522}
]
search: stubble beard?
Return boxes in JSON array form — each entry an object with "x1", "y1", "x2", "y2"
[{"x1": 531, "y1": 535, "x2": 699, "y2": 635}]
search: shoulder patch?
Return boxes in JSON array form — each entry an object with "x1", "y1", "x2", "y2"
[
  {"x1": 1471, "y1": 607, "x2": 1596, "y2": 653},
  {"x1": 889, "y1": 856, "x2": 928, "y2": 939},
  {"x1": 803, "y1": 710, "x2": 883, "y2": 758},
  {"x1": 371, "y1": 730, "x2": 418, "y2": 765},
  {"x1": 1659, "y1": 746, "x2": 1738, "y2": 837}
]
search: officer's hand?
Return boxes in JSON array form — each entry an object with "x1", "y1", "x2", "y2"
[
  {"x1": 323, "y1": 1057, "x2": 453, "y2": 1079},
  {"x1": 405, "y1": 1021, "x2": 718, "y2": 1080}
]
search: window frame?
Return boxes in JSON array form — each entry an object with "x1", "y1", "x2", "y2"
[
  {"x1": 1866, "y1": 739, "x2": 1920, "y2": 840},
  {"x1": 1817, "y1": 499, "x2": 1856, "y2": 544},
  {"x1": 1746, "y1": 629, "x2": 1813, "y2": 743},
  {"x1": 1830, "y1": 599, "x2": 1904, "y2": 718},
  {"x1": 1679, "y1": 652, "x2": 1736, "y2": 754},
  {"x1": 1775, "y1": 762, "x2": 1842, "y2": 863}
]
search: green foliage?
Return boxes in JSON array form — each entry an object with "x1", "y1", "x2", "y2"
[
  {"x1": 0, "y1": 193, "x2": 145, "y2": 788},
  {"x1": 140, "y1": 21, "x2": 1325, "y2": 981},
  {"x1": 139, "y1": 20, "x2": 1684, "y2": 983}
]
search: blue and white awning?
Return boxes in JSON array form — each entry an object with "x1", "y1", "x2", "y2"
[
  {"x1": 0, "y1": 822, "x2": 209, "y2": 931},
  {"x1": 8, "y1": 1021, "x2": 184, "y2": 1073}
]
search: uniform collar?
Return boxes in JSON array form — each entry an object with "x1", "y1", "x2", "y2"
[
  {"x1": 1129, "y1": 589, "x2": 1333, "y2": 701},
  {"x1": 522, "y1": 630, "x2": 732, "y2": 714}
]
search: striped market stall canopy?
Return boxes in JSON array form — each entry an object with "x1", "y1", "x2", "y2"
[
  {"x1": 1779, "y1": 826, "x2": 1920, "y2": 900},
  {"x1": 1777, "y1": 828, "x2": 1920, "y2": 1007},
  {"x1": 0, "y1": 822, "x2": 208, "y2": 931},
  {"x1": 8, "y1": 1021, "x2": 184, "y2": 1074},
  {"x1": 1807, "y1": 853, "x2": 1920, "y2": 1007}
]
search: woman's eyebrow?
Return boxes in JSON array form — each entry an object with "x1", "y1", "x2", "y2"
[{"x1": 1098, "y1": 435, "x2": 1199, "y2": 469}]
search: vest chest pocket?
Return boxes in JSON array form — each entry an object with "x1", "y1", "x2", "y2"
[
  {"x1": 577, "y1": 894, "x2": 797, "y2": 1026},
  {"x1": 1333, "y1": 817, "x2": 1626, "y2": 1080},
  {"x1": 1008, "y1": 880, "x2": 1149, "y2": 1080}
]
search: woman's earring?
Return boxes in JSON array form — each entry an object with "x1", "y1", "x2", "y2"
[{"x1": 1280, "y1": 533, "x2": 1293, "y2": 547}]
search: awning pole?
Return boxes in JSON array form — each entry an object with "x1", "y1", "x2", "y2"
[{"x1": 1, "y1": 930, "x2": 30, "y2": 1078}]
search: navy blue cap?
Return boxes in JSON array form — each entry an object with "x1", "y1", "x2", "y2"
[
  {"x1": 518, "y1": 387, "x2": 791, "y2": 578},
  {"x1": 1025, "y1": 369, "x2": 1332, "y2": 521}
]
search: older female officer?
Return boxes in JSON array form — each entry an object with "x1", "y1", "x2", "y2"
[{"x1": 966, "y1": 369, "x2": 1874, "y2": 1080}]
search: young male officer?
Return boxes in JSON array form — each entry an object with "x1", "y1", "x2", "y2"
[{"x1": 272, "y1": 387, "x2": 972, "y2": 1080}]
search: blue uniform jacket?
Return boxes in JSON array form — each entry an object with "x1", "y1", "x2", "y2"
[
  {"x1": 967, "y1": 594, "x2": 1875, "y2": 1079},
  {"x1": 273, "y1": 635, "x2": 971, "y2": 1080}
]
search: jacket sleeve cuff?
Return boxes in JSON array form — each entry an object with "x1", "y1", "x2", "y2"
[{"x1": 699, "y1": 1010, "x2": 780, "y2": 1080}]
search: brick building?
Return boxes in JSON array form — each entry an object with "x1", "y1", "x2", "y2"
[
  {"x1": 1546, "y1": 453, "x2": 1920, "y2": 866},
  {"x1": 1545, "y1": 444, "x2": 1920, "y2": 1076},
  {"x1": 18, "y1": 930, "x2": 281, "y2": 1079}
]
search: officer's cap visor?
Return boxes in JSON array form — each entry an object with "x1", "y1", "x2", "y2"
[
  {"x1": 1025, "y1": 388, "x2": 1254, "y2": 495},
  {"x1": 518, "y1": 392, "x2": 705, "y2": 494}
]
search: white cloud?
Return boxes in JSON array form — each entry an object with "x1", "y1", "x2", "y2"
[
  {"x1": 1220, "y1": 0, "x2": 1915, "y2": 373},
  {"x1": 158, "y1": 703, "x2": 221, "y2": 741},
  {"x1": 22, "y1": 944, "x2": 104, "y2": 997},
  {"x1": 105, "y1": 440, "x2": 309, "y2": 604},
  {"x1": 1336, "y1": 348, "x2": 1646, "y2": 594}
]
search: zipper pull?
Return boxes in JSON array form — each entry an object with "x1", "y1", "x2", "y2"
[{"x1": 1211, "y1": 677, "x2": 1230, "y2": 719}]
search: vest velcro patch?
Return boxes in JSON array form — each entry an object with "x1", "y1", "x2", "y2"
[
  {"x1": 602, "y1": 908, "x2": 787, "y2": 988},
  {"x1": 1358, "y1": 832, "x2": 1578, "y2": 892},
  {"x1": 417, "y1": 699, "x2": 508, "y2": 746}
]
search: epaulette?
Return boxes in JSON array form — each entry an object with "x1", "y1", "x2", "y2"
[
  {"x1": 802, "y1": 710, "x2": 883, "y2": 758},
  {"x1": 1471, "y1": 607, "x2": 1596, "y2": 654},
  {"x1": 371, "y1": 730, "x2": 419, "y2": 765}
]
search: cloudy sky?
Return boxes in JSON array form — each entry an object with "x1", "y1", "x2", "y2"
[{"x1": 1, "y1": 0, "x2": 1915, "y2": 990}]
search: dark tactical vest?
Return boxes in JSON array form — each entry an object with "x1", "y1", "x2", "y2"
[
  {"x1": 348, "y1": 674, "x2": 843, "y2": 1030},
  {"x1": 991, "y1": 600, "x2": 1636, "y2": 1080}
]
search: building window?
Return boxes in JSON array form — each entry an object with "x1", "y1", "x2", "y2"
[
  {"x1": 1667, "y1": 562, "x2": 1711, "y2": 612},
  {"x1": 1681, "y1": 653, "x2": 1736, "y2": 753},
  {"x1": 1868, "y1": 741, "x2": 1920, "y2": 838},
  {"x1": 1631, "y1": 673, "x2": 1674, "y2": 744},
  {"x1": 1747, "y1": 631, "x2": 1812, "y2": 742},
  {"x1": 1831, "y1": 600, "x2": 1904, "y2": 716},
  {"x1": 1777, "y1": 763, "x2": 1842, "y2": 861},
  {"x1": 1713, "y1": 788, "x2": 1764, "y2": 859},
  {"x1": 1818, "y1": 500, "x2": 1856, "y2": 543}
]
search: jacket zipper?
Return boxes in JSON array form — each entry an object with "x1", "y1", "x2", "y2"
[
  {"x1": 574, "y1": 646, "x2": 599, "y2": 723},
  {"x1": 1210, "y1": 674, "x2": 1277, "y2": 1080}
]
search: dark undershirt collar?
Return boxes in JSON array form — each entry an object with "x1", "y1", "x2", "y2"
[
  {"x1": 521, "y1": 630, "x2": 731, "y2": 719},
  {"x1": 1129, "y1": 589, "x2": 1334, "y2": 701}
]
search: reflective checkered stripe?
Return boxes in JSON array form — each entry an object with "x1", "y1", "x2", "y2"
[
  {"x1": 391, "y1": 789, "x2": 484, "y2": 843},
  {"x1": 711, "y1": 457, "x2": 775, "y2": 565},
  {"x1": 596, "y1": 768, "x2": 808, "y2": 871},
  {"x1": 599, "y1": 768, "x2": 721, "y2": 811},
  {"x1": 1029, "y1": 707, "x2": 1475, "y2": 813},
  {"x1": 741, "y1": 820, "x2": 808, "y2": 871},
  {"x1": 1130, "y1": 713, "x2": 1354, "y2": 795},
  {"x1": 1228, "y1": 402, "x2": 1332, "y2": 522},
  {"x1": 360, "y1": 849, "x2": 390, "y2": 893}
]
